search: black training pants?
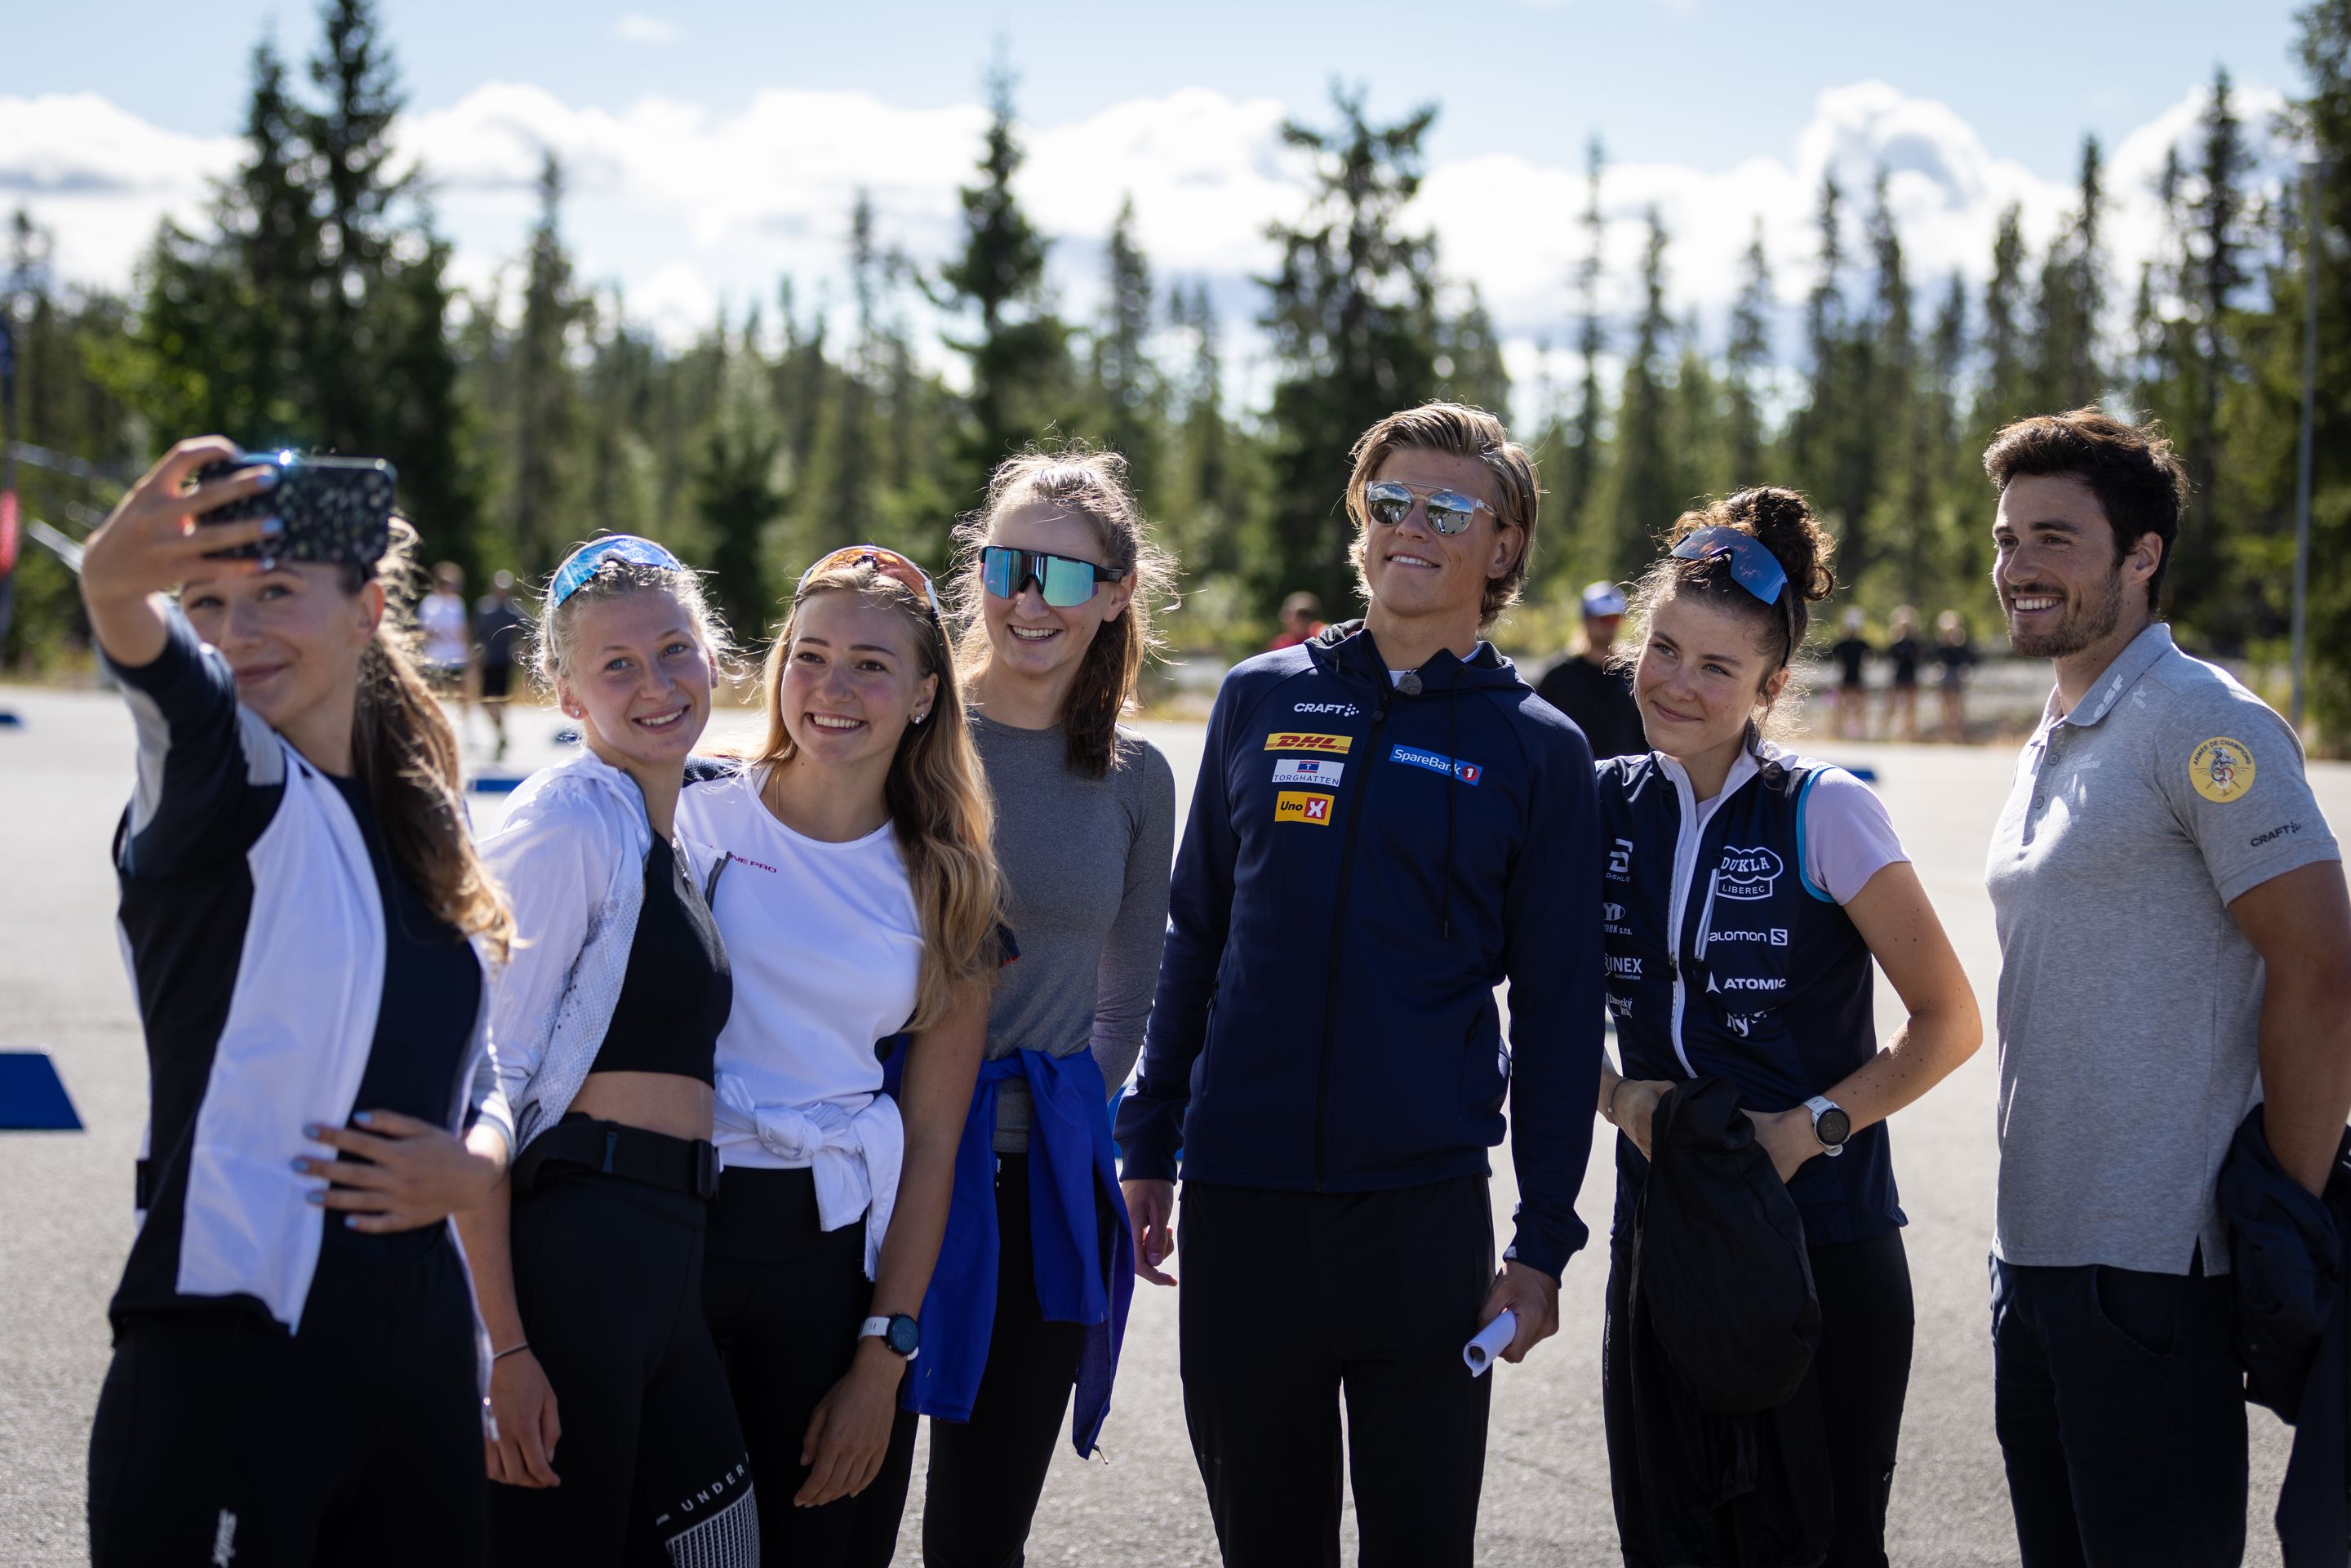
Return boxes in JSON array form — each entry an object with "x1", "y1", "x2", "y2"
[
  {"x1": 88, "y1": 1224, "x2": 487, "y2": 1568},
  {"x1": 490, "y1": 1167, "x2": 756, "y2": 1566},
  {"x1": 1602, "y1": 1226, "x2": 1916, "y2": 1568},
  {"x1": 1177, "y1": 1176, "x2": 1497, "y2": 1568},
  {"x1": 703, "y1": 1165, "x2": 918, "y2": 1568},
  {"x1": 922, "y1": 1153, "x2": 1090, "y2": 1568}
]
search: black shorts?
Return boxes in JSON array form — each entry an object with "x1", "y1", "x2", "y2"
[{"x1": 479, "y1": 660, "x2": 514, "y2": 702}]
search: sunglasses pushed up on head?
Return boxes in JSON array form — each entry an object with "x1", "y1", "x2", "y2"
[
  {"x1": 979, "y1": 544, "x2": 1123, "y2": 608},
  {"x1": 1670, "y1": 526, "x2": 1789, "y2": 606},
  {"x1": 547, "y1": 534, "x2": 691, "y2": 609},
  {"x1": 1362, "y1": 479, "x2": 1497, "y2": 537},
  {"x1": 797, "y1": 544, "x2": 945, "y2": 624}
]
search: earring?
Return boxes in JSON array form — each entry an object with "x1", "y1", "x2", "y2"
[{"x1": 912, "y1": 711, "x2": 928, "y2": 726}]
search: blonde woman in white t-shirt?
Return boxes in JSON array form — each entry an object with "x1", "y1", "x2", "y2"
[{"x1": 677, "y1": 544, "x2": 1001, "y2": 1568}]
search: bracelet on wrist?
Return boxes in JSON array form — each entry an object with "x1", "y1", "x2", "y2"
[
  {"x1": 1605, "y1": 1077, "x2": 1629, "y2": 1126},
  {"x1": 493, "y1": 1341, "x2": 531, "y2": 1363}
]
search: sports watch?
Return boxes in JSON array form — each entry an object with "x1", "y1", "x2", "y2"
[
  {"x1": 1803, "y1": 1095, "x2": 1851, "y2": 1157},
  {"x1": 860, "y1": 1313, "x2": 922, "y2": 1359}
]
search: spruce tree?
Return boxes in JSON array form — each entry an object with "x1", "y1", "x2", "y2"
[
  {"x1": 1258, "y1": 84, "x2": 1442, "y2": 611},
  {"x1": 505, "y1": 154, "x2": 587, "y2": 572},
  {"x1": 1726, "y1": 217, "x2": 1774, "y2": 482},
  {"x1": 1607, "y1": 207, "x2": 1678, "y2": 572},
  {"x1": 1561, "y1": 135, "x2": 1608, "y2": 544},
  {"x1": 1091, "y1": 194, "x2": 1162, "y2": 500}
]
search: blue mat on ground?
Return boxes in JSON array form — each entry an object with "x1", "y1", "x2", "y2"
[
  {"x1": 0, "y1": 1052, "x2": 82, "y2": 1130},
  {"x1": 469, "y1": 775, "x2": 524, "y2": 794}
]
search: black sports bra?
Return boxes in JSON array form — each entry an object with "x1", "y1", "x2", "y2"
[{"x1": 593, "y1": 837, "x2": 730, "y2": 1083}]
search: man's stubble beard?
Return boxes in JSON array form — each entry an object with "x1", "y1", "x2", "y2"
[{"x1": 2007, "y1": 568, "x2": 2126, "y2": 660}]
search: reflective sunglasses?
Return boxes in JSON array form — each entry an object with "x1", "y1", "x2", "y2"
[
  {"x1": 798, "y1": 544, "x2": 944, "y2": 624},
  {"x1": 980, "y1": 544, "x2": 1122, "y2": 608},
  {"x1": 549, "y1": 534, "x2": 688, "y2": 609},
  {"x1": 1362, "y1": 479, "x2": 1495, "y2": 537},
  {"x1": 1670, "y1": 526, "x2": 1789, "y2": 606}
]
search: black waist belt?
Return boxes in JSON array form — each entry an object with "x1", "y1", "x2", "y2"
[{"x1": 514, "y1": 1116, "x2": 719, "y2": 1200}]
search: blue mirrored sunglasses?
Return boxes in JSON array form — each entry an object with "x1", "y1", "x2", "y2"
[
  {"x1": 1669, "y1": 526, "x2": 1789, "y2": 606},
  {"x1": 549, "y1": 535, "x2": 688, "y2": 608},
  {"x1": 980, "y1": 544, "x2": 1122, "y2": 607}
]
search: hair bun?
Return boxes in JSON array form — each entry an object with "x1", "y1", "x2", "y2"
[{"x1": 1723, "y1": 486, "x2": 1838, "y2": 602}]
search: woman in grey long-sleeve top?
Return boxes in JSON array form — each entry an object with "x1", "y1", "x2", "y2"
[{"x1": 920, "y1": 446, "x2": 1178, "y2": 1567}]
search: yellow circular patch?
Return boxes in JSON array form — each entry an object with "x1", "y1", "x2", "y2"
[{"x1": 2189, "y1": 736, "x2": 2257, "y2": 804}]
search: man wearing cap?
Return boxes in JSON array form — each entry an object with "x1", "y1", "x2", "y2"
[
  {"x1": 1980, "y1": 409, "x2": 2351, "y2": 1566},
  {"x1": 1535, "y1": 581, "x2": 1646, "y2": 760}
]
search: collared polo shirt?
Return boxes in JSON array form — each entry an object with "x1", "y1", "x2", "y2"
[{"x1": 1985, "y1": 623, "x2": 2340, "y2": 1275}]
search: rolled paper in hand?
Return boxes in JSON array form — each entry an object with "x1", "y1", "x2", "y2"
[{"x1": 1464, "y1": 1309, "x2": 1517, "y2": 1376}]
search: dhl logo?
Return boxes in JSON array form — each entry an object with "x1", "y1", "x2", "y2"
[
  {"x1": 1263, "y1": 731, "x2": 1353, "y2": 754},
  {"x1": 1274, "y1": 790, "x2": 1335, "y2": 826}
]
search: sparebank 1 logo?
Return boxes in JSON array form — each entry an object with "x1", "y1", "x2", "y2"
[{"x1": 1714, "y1": 846, "x2": 1784, "y2": 900}]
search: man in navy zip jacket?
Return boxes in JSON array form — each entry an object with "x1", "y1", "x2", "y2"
[{"x1": 1118, "y1": 402, "x2": 1604, "y2": 1567}]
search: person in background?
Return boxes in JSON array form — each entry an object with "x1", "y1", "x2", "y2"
[
  {"x1": 1535, "y1": 580, "x2": 1645, "y2": 760},
  {"x1": 917, "y1": 448, "x2": 1177, "y2": 1566},
  {"x1": 473, "y1": 569, "x2": 531, "y2": 762},
  {"x1": 420, "y1": 559, "x2": 473, "y2": 730},
  {"x1": 1933, "y1": 611, "x2": 1975, "y2": 743},
  {"x1": 1881, "y1": 606, "x2": 1923, "y2": 743},
  {"x1": 1266, "y1": 589, "x2": 1325, "y2": 651},
  {"x1": 1119, "y1": 402, "x2": 1602, "y2": 1568},
  {"x1": 1594, "y1": 490, "x2": 1980, "y2": 1566},
  {"x1": 1980, "y1": 408, "x2": 2351, "y2": 1566},
  {"x1": 1830, "y1": 609, "x2": 1872, "y2": 740}
]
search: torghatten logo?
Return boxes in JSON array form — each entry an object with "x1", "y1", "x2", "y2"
[{"x1": 1714, "y1": 846, "x2": 1784, "y2": 900}]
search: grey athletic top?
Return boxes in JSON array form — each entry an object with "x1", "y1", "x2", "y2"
[{"x1": 969, "y1": 713, "x2": 1176, "y2": 1153}]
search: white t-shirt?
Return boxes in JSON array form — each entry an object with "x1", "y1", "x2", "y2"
[
  {"x1": 1684, "y1": 751, "x2": 1909, "y2": 906},
  {"x1": 676, "y1": 766, "x2": 923, "y2": 1171},
  {"x1": 419, "y1": 590, "x2": 469, "y2": 668}
]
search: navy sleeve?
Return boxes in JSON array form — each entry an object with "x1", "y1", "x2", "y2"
[
  {"x1": 108, "y1": 611, "x2": 284, "y2": 880},
  {"x1": 1497, "y1": 710, "x2": 1605, "y2": 1279},
  {"x1": 1114, "y1": 673, "x2": 1246, "y2": 1181}
]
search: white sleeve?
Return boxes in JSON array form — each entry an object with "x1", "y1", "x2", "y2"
[
  {"x1": 479, "y1": 783, "x2": 617, "y2": 1127},
  {"x1": 1800, "y1": 767, "x2": 1910, "y2": 905}
]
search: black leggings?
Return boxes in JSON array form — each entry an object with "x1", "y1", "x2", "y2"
[
  {"x1": 702, "y1": 1165, "x2": 918, "y2": 1568},
  {"x1": 490, "y1": 1166, "x2": 755, "y2": 1566},
  {"x1": 922, "y1": 1153, "x2": 1089, "y2": 1568},
  {"x1": 89, "y1": 1223, "x2": 486, "y2": 1568},
  {"x1": 1603, "y1": 1227, "x2": 1916, "y2": 1568}
]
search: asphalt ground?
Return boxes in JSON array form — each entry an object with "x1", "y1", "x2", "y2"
[{"x1": 3, "y1": 683, "x2": 2346, "y2": 1566}]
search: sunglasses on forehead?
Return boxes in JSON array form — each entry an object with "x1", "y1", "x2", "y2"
[
  {"x1": 1670, "y1": 526, "x2": 1789, "y2": 606},
  {"x1": 1362, "y1": 480, "x2": 1496, "y2": 537},
  {"x1": 979, "y1": 544, "x2": 1123, "y2": 608},
  {"x1": 549, "y1": 534, "x2": 689, "y2": 609},
  {"x1": 798, "y1": 544, "x2": 945, "y2": 624}
]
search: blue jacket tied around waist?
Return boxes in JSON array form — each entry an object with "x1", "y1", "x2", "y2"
[{"x1": 896, "y1": 1046, "x2": 1133, "y2": 1455}]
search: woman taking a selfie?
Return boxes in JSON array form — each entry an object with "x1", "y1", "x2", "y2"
[
  {"x1": 81, "y1": 437, "x2": 513, "y2": 1566},
  {"x1": 456, "y1": 535, "x2": 758, "y2": 1565},
  {"x1": 678, "y1": 544, "x2": 1002, "y2": 1566},
  {"x1": 1592, "y1": 489, "x2": 1980, "y2": 1568},
  {"x1": 913, "y1": 449, "x2": 1176, "y2": 1566}
]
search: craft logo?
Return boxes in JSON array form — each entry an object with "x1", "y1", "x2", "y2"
[
  {"x1": 1387, "y1": 744, "x2": 1482, "y2": 785},
  {"x1": 1273, "y1": 758, "x2": 1345, "y2": 788},
  {"x1": 1274, "y1": 790, "x2": 1335, "y2": 826},
  {"x1": 1714, "y1": 846, "x2": 1784, "y2": 900},
  {"x1": 1294, "y1": 702, "x2": 1361, "y2": 717},
  {"x1": 2189, "y1": 735, "x2": 2257, "y2": 804},
  {"x1": 1264, "y1": 731, "x2": 1353, "y2": 754}
]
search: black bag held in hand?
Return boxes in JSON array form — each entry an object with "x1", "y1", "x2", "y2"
[{"x1": 193, "y1": 450, "x2": 398, "y2": 568}]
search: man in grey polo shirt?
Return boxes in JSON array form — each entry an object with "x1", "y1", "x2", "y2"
[{"x1": 1980, "y1": 407, "x2": 2351, "y2": 1566}]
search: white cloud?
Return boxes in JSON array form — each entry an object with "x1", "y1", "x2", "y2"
[
  {"x1": 613, "y1": 13, "x2": 678, "y2": 44},
  {"x1": 0, "y1": 76, "x2": 2294, "y2": 415}
]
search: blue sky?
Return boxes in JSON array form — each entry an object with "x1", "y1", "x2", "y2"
[{"x1": 0, "y1": 0, "x2": 2312, "y2": 407}]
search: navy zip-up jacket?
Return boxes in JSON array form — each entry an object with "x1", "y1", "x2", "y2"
[{"x1": 1114, "y1": 620, "x2": 1605, "y2": 1278}]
